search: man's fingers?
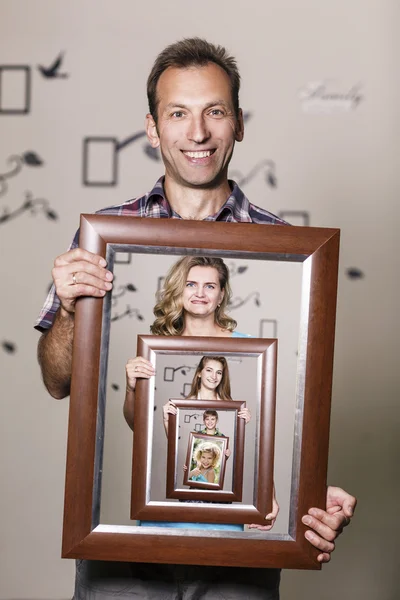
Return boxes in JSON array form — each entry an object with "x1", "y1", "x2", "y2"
[
  {"x1": 54, "y1": 248, "x2": 107, "y2": 268},
  {"x1": 307, "y1": 507, "x2": 348, "y2": 532},
  {"x1": 304, "y1": 529, "x2": 335, "y2": 554},
  {"x1": 317, "y1": 552, "x2": 331, "y2": 563}
]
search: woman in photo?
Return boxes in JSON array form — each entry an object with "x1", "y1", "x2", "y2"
[
  {"x1": 125, "y1": 255, "x2": 250, "y2": 429},
  {"x1": 163, "y1": 355, "x2": 250, "y2": 435},
  {"x1": 124, "y1": 255, "x2": 278, "y2": 530}
]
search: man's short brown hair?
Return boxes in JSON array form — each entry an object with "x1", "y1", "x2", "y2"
[{"x1": 147, "y1": 37, "x2": 241, "y2": 123}]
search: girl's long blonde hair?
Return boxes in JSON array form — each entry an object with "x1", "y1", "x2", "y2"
[{"x1": 150, "y1": 256, "x2": 236, "y2": 336}]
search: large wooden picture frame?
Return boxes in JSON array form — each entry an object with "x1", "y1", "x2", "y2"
[
  {"x1": 130, "y1": 337, "x2": 275, "y2": 523},
  {"x1": 63, "y1": 215, "x2": 339, "y2": 569},
  {"x1": 168, "y1": 399, "x2": 244, "y2": 501},
  {"x1": 183, "y1": 431, "x2": 230, "y2": 491}
]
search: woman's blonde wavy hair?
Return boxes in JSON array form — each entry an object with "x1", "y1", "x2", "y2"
[{"x1": 150, "y1": 256, "x2": 236, "y2": 336}]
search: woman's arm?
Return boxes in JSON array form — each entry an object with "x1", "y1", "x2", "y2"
[
  {"x1": 162, "y1": 401, "x2": 177, "y2": 437},
  {"x1": 124, "y1": 357, "x2": 155, "y2": 431}
]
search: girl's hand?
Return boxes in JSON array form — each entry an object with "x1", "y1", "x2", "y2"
[
  {"x1": 238, "y1": 407, "x2": 251, "y2": 424},
  {"x1": 163, "y1": 400, "x2": 177, "y2": 422},
  {"x1": 183, "y1": 464, "x2": 188, "y2": 472},
  {"x1": 125, "y1": 357, "x2": 155, "y2": 391},
  {"x1": 248, "y1": 487, "x2": 279, "y2": 531}
]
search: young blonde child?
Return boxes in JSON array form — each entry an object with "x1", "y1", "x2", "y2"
[{"x1": 188, "y1": 441, "x2": 221, "y2": 484}]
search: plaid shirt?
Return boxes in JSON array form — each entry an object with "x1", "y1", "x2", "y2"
[
  {"x1": 35, "y1": 177, "x2": 286, "y2": 331},
  {"x1": 199, "y1": 428, "x2": 226, "y2": 438}
]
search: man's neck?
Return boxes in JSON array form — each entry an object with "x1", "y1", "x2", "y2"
[{"x1": 164, "y1": 176, "x2": 231, "y2": 220}]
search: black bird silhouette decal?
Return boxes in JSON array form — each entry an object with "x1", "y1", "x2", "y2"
[{"x1": 38, "y1": 52, "x2": 69, "y2": 78}]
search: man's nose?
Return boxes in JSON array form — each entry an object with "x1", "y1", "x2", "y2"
[{"x1": 187, "y1": 115, "x2": 211, "y2": 144}]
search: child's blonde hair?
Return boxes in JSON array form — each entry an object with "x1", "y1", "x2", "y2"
[{"x1": 194, "y1": 442, "x2": 221, "y2": 468}]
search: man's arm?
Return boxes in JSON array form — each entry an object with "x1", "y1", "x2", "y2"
[
  {"x1": 37, "y1": 308, "x2": 74, "y2": 399},
  {"x1": 37, "y1": 248, "x2": 113, "y2": 399}
]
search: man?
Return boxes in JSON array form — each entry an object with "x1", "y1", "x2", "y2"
[{"x1": 36, "y1": 38, "x2": 356, "y2": 600}]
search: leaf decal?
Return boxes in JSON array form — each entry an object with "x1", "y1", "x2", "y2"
[{"x1": 23, "y1": 152, "x2": 44, "y2": 166}]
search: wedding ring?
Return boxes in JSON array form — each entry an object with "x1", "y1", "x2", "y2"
[{"x1": 72, "y1": 272, "x2": 77, "y2": 285}]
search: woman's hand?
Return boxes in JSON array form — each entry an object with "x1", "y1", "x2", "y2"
[
  {"x1": 125, "y1": 357, "x2": 155, "y2": 391},
  {"x1": 238, "y1": 407, "x2": 251, "y2": 424},
  {"x1": 224, "y1": 448, "x2": 231, "y2": 458}
]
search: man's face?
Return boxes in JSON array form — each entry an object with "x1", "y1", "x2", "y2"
[{"x1": 146, "y1": 63, "x2": 243, "y2": 190}]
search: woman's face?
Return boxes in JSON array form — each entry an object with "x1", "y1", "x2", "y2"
[
  {"x1": 199, "y1": 451, "x2": 214, "y2": 469},
  {"x1": 199, "y1": 360, "x2": 223, "y2": 393},
  {"x1": 182, "y1": 266, "x2": 224, "y2": 319}
]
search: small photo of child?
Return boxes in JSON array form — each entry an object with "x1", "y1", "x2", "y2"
[{"x1": 188, "y1": 441, "x2": 222, "y2": 484}]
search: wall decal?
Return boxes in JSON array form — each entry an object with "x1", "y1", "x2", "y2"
[
  {"x1": 0, "y1": 65, "x2": 31, "y2": 114},
  {"x1": 110, "y1": 305, "x2": 144, "y2": 322},
  {"x1": 114, "y1": 252, "x2": 132, "y2": 265},
  {"x1": 37, "y1": 51, "x2": 69, "y2": 79},
  {"x1": 82, "y1": 132, "x2": 149, "y2": 186},
  {"x1": 2, "y1": 340, "x2": 17, "y2": 354},
  {"x1": 0, "y1": 151, "x2": 44, "y2": 197},
  {"x1": 164, "y1": 365, "x2": 195, "y2": 383},
  {"x1": 111, "y1": 282, "x2": 137, "y2": 307},
  {"x1": 230, "y1": 159, "x2": 277, "y2": 188},
  {"x1": 259, "y1": 319, "x2": 278, "y2": 338},
  {"x1": 298, "y1": 81, "x2": 363, "y2": 114},
  {"x1": 0, "y1": 191, "x2": 58, "y2": 225},
  {"x1": 346, "y1": 267, "x2": 364, "y2": 280},
  {"x1": 184, "y1": 413, "x2": 202, "y2": 424},
  {"x1": 278, "y1": 210, "x2": 310, "y2": 226},
  {"x1": 229, "y1": 290, "x2": 261, "y2": 310}
]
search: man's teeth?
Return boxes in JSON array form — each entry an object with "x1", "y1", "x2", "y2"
[{"x1": 184, "y1": 151, "x2": 212, "y2": 158}]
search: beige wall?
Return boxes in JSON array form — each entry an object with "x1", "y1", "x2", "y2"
[{"x1": 0, "y1": 1, "x2": 398, "y2": 598}]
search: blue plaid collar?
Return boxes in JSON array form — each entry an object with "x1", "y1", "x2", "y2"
[{"x1": 144, "y1": 177, "x2": 252, "y2": 222}]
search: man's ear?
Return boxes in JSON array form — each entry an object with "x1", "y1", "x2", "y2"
[
  {"x1": 235, "y1": 108, "x2": 244, "y2": 142},
  {"x1": 146, "y1": 113, "x2": 160, "y2": 148}
]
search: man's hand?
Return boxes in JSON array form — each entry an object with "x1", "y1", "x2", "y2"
[
  {"x1": 302, "y1": 486, "x2": 357, "y2": 563},
  {"x1": 52, "y1": 248, "x2": 113, "y2": 315}
]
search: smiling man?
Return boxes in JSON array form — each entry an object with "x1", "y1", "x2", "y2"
[{"x1": 36, "y1": 38, "x2": 356, "y2": 600}]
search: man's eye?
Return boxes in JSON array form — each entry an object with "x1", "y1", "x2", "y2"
[
  {"x1": 209, "y1": 109, "x2": 224, "y2": 116},
  {"x1": 172, "y1": 111, "x2": 184, "y2": 118}
]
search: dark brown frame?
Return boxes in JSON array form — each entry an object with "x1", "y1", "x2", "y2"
[
  {"x1": 130, "y1": 337, "x2": 275, "y2": 524},
  {"x1": 183, "y1": 431, "x2": 229, "y2": 491},
  {"x1": 63, "y1": 215, "x2": 339, "y2": 569},
  {"x1": 171, "y1": 399, "x2": 243, "y2": 499},
  {"x1": 169, "y1": 400, "x2": 242, "y2": 499}
]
